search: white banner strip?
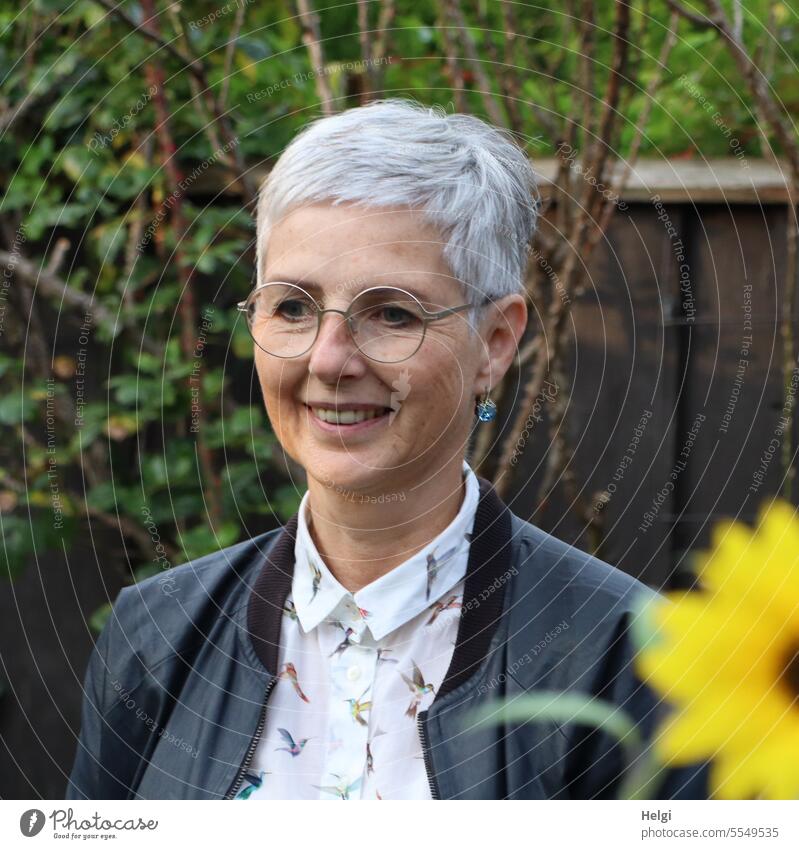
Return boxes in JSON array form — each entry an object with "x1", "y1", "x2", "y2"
[{"x1": 2, "y1": 800, "x2": 798, "y2": 848}]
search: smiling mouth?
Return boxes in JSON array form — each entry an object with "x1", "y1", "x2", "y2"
[{"x1": 304, "y1": 405, "x2": 392, "y2": 425}]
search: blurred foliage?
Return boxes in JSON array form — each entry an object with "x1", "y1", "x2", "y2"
[{"x1": 1, "y1": 0, "x2": 796, "y2": 629}]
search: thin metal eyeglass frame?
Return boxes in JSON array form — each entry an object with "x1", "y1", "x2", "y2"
[{"x1": 236, "y1": 282, "x2": 490, "y2": 363}]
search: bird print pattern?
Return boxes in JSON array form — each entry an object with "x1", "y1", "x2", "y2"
[
  {"x1": 400, "y1": 660, "x2": 436, "y2": 719},
  {"x1": 329, "y1": 623, "x2": 357, "y2": 658},
  {"x1": 425, "y1": 544, "x2": 461, "y2": 600},
  {"x1": 244, "y1": 578, "x2": 466, "y2": 799},
  {"x1": 239, "y1": 461, "x2": 481, "y2": 799},
  {"x1": 312, "y1": 774, "x2": 362, "y2": 800},
  {"x1": 234, "y1": 770, "x2": 267, "y2": 799},
  {"x1": 243, "y1": 586, "x2": 468, "y2": 797},
  {"x1": 278, "y1": 662, "x2": 310, "y2": 703},
  {"x1": 309, "y1": 558, "x2": 322, "y2": 602},
  {"x1": 274, "y1": 727, "x2": 313, "y2": 757},
  {"x1": 426, "y1": 594, "x2": 462, "y2": 625},
  {"x1": 344, "y1": 685, "x2": 372, "y2": 726}
]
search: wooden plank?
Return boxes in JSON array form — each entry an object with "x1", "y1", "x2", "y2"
[
  {"x1": 193, "y1": 158, "x2": 794, "y2": 205},
  {"x1": 507, "y1": 205, "x2": 683, "y2": 588},
  {"x1": 531, "y1": 158, "x2": 793, "y2": 205},
  {"x1": 677, "y1": 204, "x2": 789, "y2": 558}
]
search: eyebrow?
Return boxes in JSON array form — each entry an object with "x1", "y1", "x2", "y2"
[
  {"x1": 264, "y1": 277, "x2": 436, "y2": 303},
  {"x1": 264, "y1": 277, "x2": 325, "y2": 292}
]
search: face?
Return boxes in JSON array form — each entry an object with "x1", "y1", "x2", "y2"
[{"x1": 253, "y1": 202, "x2": 525, "y2": 494}]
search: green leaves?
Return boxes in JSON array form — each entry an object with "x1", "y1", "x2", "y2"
[
  {"x1": 177, "y1": 521, "x2": 240, "y2": 563},
  {"x1": 1, "y1": 516, "x2": 39, "y2": 580},
  {"x1": 88, "y1": 602, "x2": 113, "y2": 634},
  {"x1": 1, "y1": 514, "x2": 76, "y2": 581},
  {"x1": 0, "y1": 392, "x2": 36, "y2": 426}
]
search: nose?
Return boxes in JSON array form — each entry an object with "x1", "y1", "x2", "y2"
[{"x1": 306, "y1": 309, "x2": 368, "y2": 381}]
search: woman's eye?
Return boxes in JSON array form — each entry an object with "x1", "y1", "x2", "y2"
[
  {"x1": 379, "y1": 306, "x2": 415, "y2": 325},
  {"x1": 276, "y1": 299, "x2": 312, "y2": 319}
]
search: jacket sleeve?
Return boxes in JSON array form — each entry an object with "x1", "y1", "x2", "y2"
[
  {"x1": 65, "y1": 603, "x2": 115, "y2": 800},
  {"x1": 562, "y1": 610, "x2": 709, "y2": 800},
  {"x1": 65, "y1": 588, "x2": 142, "y2": 800}
]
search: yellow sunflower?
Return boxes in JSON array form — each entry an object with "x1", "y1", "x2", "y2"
[{"x1": 636, "y1": 499, "x2": 799, "y2": 799}]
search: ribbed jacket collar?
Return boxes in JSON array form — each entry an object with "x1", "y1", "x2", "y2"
[{"x1": 247, "y1": 475, "x2": 514, "y2": 698}]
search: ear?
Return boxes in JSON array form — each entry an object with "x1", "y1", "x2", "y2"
[{"x1": 471, "y1": 294, "x2": 528, "y2": 397}]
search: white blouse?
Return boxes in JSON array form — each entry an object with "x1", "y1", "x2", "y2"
[{"x1": 237, "y1": 461, "x2": 479, "y2": 799}]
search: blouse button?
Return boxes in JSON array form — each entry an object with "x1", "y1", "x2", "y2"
[{"x1": 346, "y1": 665, "x2": 361, "y2": 681}]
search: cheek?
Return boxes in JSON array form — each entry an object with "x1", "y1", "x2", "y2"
[
  {"x1": 254, "y1": 357, "x2": 276, "y2": 404},
  {"x1": 425, "y1": 346, "x2": 473, "y2": 405},
  {"x1": 402, "y1": 362, "x2": 472, "y2": 427},
  {"x1": 255, "y1": 358, "x2": 297, "y2": 421}
]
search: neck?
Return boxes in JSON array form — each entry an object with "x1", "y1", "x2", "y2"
[{"x1": 304, "y1": 456, "x2": 468, "y2": 592}]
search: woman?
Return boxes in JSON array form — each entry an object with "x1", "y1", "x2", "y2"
[{"x1": 67, "y1": 99, "x2": 704, "y2": 800}]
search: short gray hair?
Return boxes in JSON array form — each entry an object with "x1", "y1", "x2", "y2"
[{"x1": 255, "y1": 98, "x2": 540, "y2": 312}]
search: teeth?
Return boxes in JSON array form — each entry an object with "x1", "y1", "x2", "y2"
[{"x1": 311, "y1": 407, "x2": 386, "y2": 424}]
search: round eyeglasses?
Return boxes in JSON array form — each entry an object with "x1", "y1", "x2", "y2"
[{"x1": 237, "y1": 282, "x2": 487, "y2": 364}]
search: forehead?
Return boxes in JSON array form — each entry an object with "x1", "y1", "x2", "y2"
[{"x1": 262, "y1": 202, "x2": 461, "y2": 298}]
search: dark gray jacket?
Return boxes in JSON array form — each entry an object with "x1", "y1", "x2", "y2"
[{"x1": 66, "y1": 477, "x2": 706, "y2": 799}]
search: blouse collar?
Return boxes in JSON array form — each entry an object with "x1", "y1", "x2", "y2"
[
  {"x1": 248, "y1": 473, "x2": 514, "y2": 700},
  {"x1": 292, "y1": 461, "x2": 480, "y2": 641}
]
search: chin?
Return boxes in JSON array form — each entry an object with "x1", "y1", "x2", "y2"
[{"x1": 305, "y1": 452, "x2": 398, "y2": 494}]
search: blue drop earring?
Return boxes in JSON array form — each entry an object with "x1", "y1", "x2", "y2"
[{"x1": 475, "y1": 388, "x2": 497, "y2": 422}]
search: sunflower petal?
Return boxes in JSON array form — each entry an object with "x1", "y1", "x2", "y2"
[{"x1": 635, "y1": 499, "x2": 799, "y2": 799}]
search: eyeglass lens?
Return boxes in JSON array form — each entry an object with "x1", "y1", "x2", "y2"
[{"x1": 246, "y1": 283, "x2": 429, "y2": 362}]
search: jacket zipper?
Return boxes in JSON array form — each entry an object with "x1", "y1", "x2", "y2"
[
  {"x1": 225, "y1": 676, "x2": 277, "y2": 799},
  {"x1": 416, "y1": 710, "x2": 441, "y2": 800}
]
